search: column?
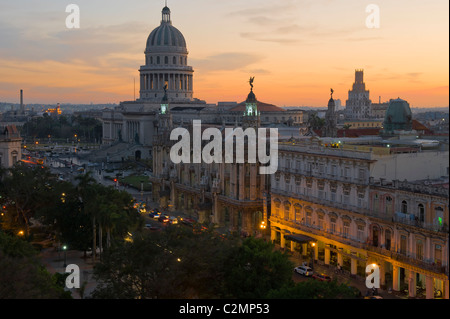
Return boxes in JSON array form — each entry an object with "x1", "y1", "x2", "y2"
[
  {"x1": 290, "y1": 240, "x2": 296, "y2": 253},
  {"x1": 351, "y1": 258, "x2": 357, "y2": 275},
  {"x1": 280, "y1": 233, "x2": 285, "y2": 249},
  {"x1": 426, "y1": 276, "x2": 434, "y2": 299},
  {"x1": 324, "y1": 247, "x2": 330, "y2": 265},
  {"x1": 380, "y1": 262, "x2": 386, "y2": 288},
  {"x1": 302, "y1": 244, "x2": 307, "y2": 257},
  {"x1": 314, "y1": 244, "x2": 319, "y2": 261},
  {"x1": 408, "y1": 270, "x2": 416, "y2": 298},
  {"x1": 392, "y1": 265, "x2": 400, "y2": 292},
  {"x1": 270, "y1": 228, "x2": 276, "y2": 243},
  {"x1": 444, "y1": 279, "x2": 449, "y2": 300},
  {"x1": 337, "y1": 252, "x2": 343, "y2": 268}
]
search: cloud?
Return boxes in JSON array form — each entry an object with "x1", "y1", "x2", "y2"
[{"x1": 191, "y1": 52, "x2": 265, "y2": 72}]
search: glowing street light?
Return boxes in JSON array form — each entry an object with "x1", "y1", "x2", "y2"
[{"x1": 63, "y1": 245, "x2": 68, "y2": 267}]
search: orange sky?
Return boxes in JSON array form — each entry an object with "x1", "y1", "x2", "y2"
[{"x1": 0, "y1": 0, "x2": 448, "y2": 108}]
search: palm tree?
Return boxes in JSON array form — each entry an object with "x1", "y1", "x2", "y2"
[{"x1": 75, "y1": 172, "x2": 98, "y2": 262}]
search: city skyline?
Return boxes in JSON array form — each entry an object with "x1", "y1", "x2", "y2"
[{"x1": 0, "y1": 0, "x2": 448, "y2": 107}]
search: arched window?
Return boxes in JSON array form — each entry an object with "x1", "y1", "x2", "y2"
[
  {"x1": 157, "y1": 56, "x2": 160, "y2": 64},
  {"x1": 165, "y1": 56, "x2": 169, "y2": 64},
  {"x1": 385, "y1": 229, "x2": 391, "y2": 250},
  {"x1": 180, "y1": 56, "x2": 183, "y2": 65},
  {"x1": 418, "y1": 204, "x2": 425, "y2": 222},
  {"x1": 150, "y1": 56, "x2": 153, "y2": 64},
  {"x1": 401, "y1": 200, "x2": 408, "y2": 214},
  {"x1": 173, "y1": 56, "x2": 176, "y2": 65},
  {"x1": 385, "y1": 196, "x2": 393, "y2": 215}
]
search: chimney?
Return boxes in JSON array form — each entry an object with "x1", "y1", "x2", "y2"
[{"x1": 20, "y1": 89, "x2": 24, "y2": 114}]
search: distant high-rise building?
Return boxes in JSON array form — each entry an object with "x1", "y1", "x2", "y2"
[{"x1": 345, "y1": 69, "x2": 372, "y2": 120}]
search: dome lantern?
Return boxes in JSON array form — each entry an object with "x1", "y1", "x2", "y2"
[{"x1": 162, "y1": 5, "x2": 171, "y2": 24}]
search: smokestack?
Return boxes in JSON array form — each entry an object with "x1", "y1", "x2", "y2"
[{"x1": 20, "y1": 89, "x2": 24, "y2": 114}]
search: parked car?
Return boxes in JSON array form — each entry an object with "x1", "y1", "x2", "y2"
[
  {"x1": 144, "y1": 224, "x2": 161, "y2": 231},
  {"x1": 181, "y1": 218, "x2": 196, "y2": 226},
  {"x1": 294, "y1": 265, "x2": 314, "y2": 277},
  {"x1": 312, "y1": 273, "x2": 332, "y2": 282}
]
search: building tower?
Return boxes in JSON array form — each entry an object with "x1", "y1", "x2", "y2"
[
  {"x1": 323, "y1": 89, "x2": 338, "y2": 137},
  {"x1": 345, "y1": 69, "x2": 372, "y2": 120},
  {"x1": 242, "y1": 77, "x2": 261, "y2": 129},
  {"x1": 139, "y1": 5, "x2": 194, "y2": 103}
]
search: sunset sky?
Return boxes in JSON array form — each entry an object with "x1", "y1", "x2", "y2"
[{"x1": 0, "y1": 0, "x2": 448, "y2": 108}]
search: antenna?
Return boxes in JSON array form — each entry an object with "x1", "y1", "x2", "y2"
[{"x1": 134, "y1": 78, "x2": 136, "y2": 101}]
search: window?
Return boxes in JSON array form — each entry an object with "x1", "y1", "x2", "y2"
[
  {"x1": 385, "y1": 230, "x2": 391, "y2": 250},
  {"x1": 358, "y1": 168, "x2": 365, "y2": 181},
  {"x1": 385, "y1": 196, "x2": 393, "y2": 215},
  {"x1": 165, "y1": 56, "x2": 169, "y2": 64},
  {"x1": 418, "y1": 204, "x2": 425, "y2": 222},
  {"x1": 434, "y1": 207, "x2": 444, "y2": 227},
  {"x1": 306, "y1": 211, "x2": 312, "y2": 226},
  {"x1": 330, "y1": 218, "x2": 336, "y2": 233},
  {"x1": 435, "y1": 244, "x2": 442, "y2": 265},
  {"x1": 373, "y1": 194, "x2": 380, "y2": 213},
  {"x1": 157, "y1": 56, "x2": 160, "y2": 64},
  {"x1": 416, "y1": 240, "x2": 424, "y2": 261},
  {"x1": 400, "y1": 235, "x2": 407, "y2": 255},
  {"x1": 173, "y1": 56, "x2": 176, "y2": 64},
  {"x1": 343, "y1": 222, "x2": 350, "y2": 238},
  {"x1": 318, "y1": 215, "x2": 324, "y2": 229},
  {"x1": 401, "y1": 201, "x2": 408, "y2": 214},
  {"x1": 357, "y1": 225, "x2": 365, "y2": 241},
  {"x1": 294, "y1": 207, "x2": 301, "y2": 223}
]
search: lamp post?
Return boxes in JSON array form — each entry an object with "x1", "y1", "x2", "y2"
[
  {"x1": 63, "y1": 245, "x2": 67, "y2": 267},
  {"x1": 310, "y1": 242, "x2": 316, "y2": 270}
]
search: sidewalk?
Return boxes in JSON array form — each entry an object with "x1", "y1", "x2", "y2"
[
  {"x1": 39, "y1": 247, "x2": 98, "y2": 299},
  {"x1": 287, "y1": 252, "x2": 401, "y2": 299}
]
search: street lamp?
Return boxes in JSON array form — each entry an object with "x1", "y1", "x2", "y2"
[
  {"x1": 310, "y1": 242, "x2": 316, "y2": 270},
  {"x1": 62, "y1": 245, "x2": 67, "y2": 267}
]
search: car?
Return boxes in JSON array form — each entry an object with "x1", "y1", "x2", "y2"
[
  {"x1": 169, "y1": 216, "x2": 179, "y2": 225},
  {"x1": 294, "y1": 265, "x2": 314, "y2": 277},
  {"x1": 144, "y1": 224, "x2": 161, "y2": 231},
  {"x1": 149, "y1": 212, "x2": 161, "y2": 219},
  {"x1": 181, "y1": 218, "x2": 196, "y2": 226},
  {"x1": 312, "y1": 273, "x2": 332, "y2": 282},
  {"x1": 158, "y1": 215, "x2": 170, "y2": 223}
]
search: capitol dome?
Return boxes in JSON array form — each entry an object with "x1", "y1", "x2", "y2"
[
  {"x1": 146, "y1": 6, "x2": 187, "y2": 53},
  {"x1": 139, "y1": 5, "x2": 194, "y2": 103}
]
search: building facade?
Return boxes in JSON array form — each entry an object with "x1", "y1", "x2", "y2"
[
  {"x1": 269, "y1": 139, "x2": 449, "y2": 299},
  {"x1": 0, "y1": 125, "x2": 22, "y2": 169}
]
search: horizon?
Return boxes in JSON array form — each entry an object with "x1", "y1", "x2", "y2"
[{"x1": 0, "y1": 0, "x2": 448, "y2": 108}]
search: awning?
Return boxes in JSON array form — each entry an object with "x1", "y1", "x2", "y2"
[{"x1": 285, "y1": 234, "x2": 316, "y2": 244}]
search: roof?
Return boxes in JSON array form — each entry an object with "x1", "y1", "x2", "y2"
[
  {"x1": 284, "y1": 234, "x2": 316, "y2": 243},
  {"x1": 230, "y1": 101, "x2": 286, "y2": 113}
]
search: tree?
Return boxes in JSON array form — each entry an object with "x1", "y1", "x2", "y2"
[
  {"x1": 222, "y1": 237, "x2": 295, "y2": 299},
  {"x1": 92, "y1": 226, "x2": 237, "y2": 299},
  {"x1": 0, "y1": 231, "x2": 71, "y2": 299},
  {"x1": 0, "y1": 163, "x2": 56, "y2": 236}
]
